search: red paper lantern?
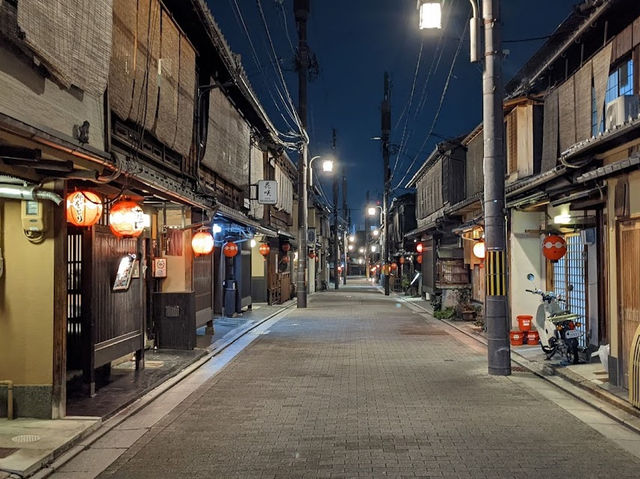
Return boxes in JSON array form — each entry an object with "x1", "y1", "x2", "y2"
[
  {"x1": 417, "y1": 255, "x2": 423, "y2": 264},
  {"x1": 281, "y1": 243, "x2": 291, "y2": 252},
  {"x1": 191, "y1": 231, "x2": 214, "y2": 256},
  {"x1": 416, "y1": 243, "x2": 424, "y2": 253},
  {"x1": 223, "y1": 241, "x2": 239, "y2": 258},
  {"x1": 542, "y1": 235, "x2": 567, "y2": 262},
  {"x1": 66, "y1": 191, "x2": 103, "y2": 227},
  {"x1": 259, "y1": 243, "x2": 270, "y2": 257},
  {"x1": 399, "y1": 257, "x2": 405, "y2": 264},
  {"x1": 109, "y1": 199, "x2": 145, "y2": 238}
]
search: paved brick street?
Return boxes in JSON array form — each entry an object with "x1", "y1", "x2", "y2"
[{"x1": 89, "y1": 280, "x2": 640, "y2": 478}]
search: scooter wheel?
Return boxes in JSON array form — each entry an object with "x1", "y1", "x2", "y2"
[
  {"x1": 541, "y1": 344, "x2": 557, "y2": 359},
  {"x1": 566, "y1": 339, "x2": 580, "y2": 364}
]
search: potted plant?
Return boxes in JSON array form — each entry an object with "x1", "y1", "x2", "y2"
[{"x1": 456, "y1": 288, "x2": 476, "y2": 321}]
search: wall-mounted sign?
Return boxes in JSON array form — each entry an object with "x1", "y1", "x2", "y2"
[
  {"x1": 113, "y1": 254, "x2": 136, "y2": 291},
  {"x1": 257, "y1": 180, "x2": 278, "y2": 205},
  {"x1": 153, "y1": 258, "x2": 167, "y2": 278}
]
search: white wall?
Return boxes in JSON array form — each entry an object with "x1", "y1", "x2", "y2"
[{"x1": 509, "y1": 210, "x2": 545, "y2": 329}]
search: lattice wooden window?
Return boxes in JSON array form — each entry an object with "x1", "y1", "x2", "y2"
[{"x1": 506, "y1": 110, "x2": 518, "y2": 174}]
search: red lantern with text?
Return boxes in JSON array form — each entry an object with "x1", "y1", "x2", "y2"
[
  {"x1": 191, "y1": 230, "x2": 214, "y2": 256},
  {"x1": 109, "y1": 199, "x2": 145, "y2": 238},
  {"x1": 223, "y1": 241, "x2": 239, "y2": 258},
  {"x1": 416, "y1": 243, "x2": 424, "y2": 253},
  {"x1": 259, "y1": 243, "x2": 270, "y2": 258},
  {"x1": 542, "y1": 235, "x2": 567, "y2": 262},
  {"x1": 281, "y1": 243, "x2": 291, "y2": 252},
  {"x1": 417, "y1": 255, "x2": 423, "y2": 264},
  {"x1": 66, "y1": 191, "x2": 103, "y2": 227},
  {"x1": 399, "y1": 257, "x2": 405, "y2": 264}
]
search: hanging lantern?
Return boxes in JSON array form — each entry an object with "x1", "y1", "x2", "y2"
[
  {"x1": 66, "y1": 191, "x2": 103, "y2": 227},
  {"x1": 191, "y1": 230, "x2": 214, "y2": 256},
  {"x1": 281, "y1": 242, "x2": 291, "y2": 252},
  {"x1": 472, "y1": 241, "x2": 486, "y2": 259},
  {"x1": 417, "y1": 255, "x2": 423, "y2": 264},
  {"x1": 109, "y1": 199, "x2": 145, "y2": 238},
  {"x1": 281, "y1": 255, "x2": 290, "y2": 264},
  {"x1": 416, "y1": 243, "x2": 424, "y2": 253},
  {"x1": 223, "y1": 241, "x2": 239, "y2": 258},
  {"x1": 308, "y1": 250, "x2": 316, "y2": 259},
  {"x1": 259, "y1": 243, "x2": 270, "y2": 258},
  {"x1": 542, "y1": 234, "x2": 567, "y2": 262},
  {"x1": 399, "y1": 257, "x2": 405, "y2": 264}
]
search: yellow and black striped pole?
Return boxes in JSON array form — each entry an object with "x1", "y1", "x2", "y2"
[{"x1": 486, "y1": 250, "x2": 507, "y2": 296}]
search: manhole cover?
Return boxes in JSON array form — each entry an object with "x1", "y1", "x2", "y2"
[{"x1": 11, "y1": 434, "x2": 40, "y2": 444}]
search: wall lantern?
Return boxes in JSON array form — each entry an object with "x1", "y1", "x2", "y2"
[
  {"x1": 223, "y1": 241, "x2": 239, "y2": 258},
  {"x1": 418, "y1": 0, "x2": 442, "y2": 29},
  {"x1": 191, "y1": 230, "x2": 214, "y2": 256},
  {"x1": 417, "y1": 255, "x2": 423, "y2": 264},
  {"x1": 109, "y1": 198, "x2": 145, "y2": 238},
  {"x1": 66, "y1": 190, "x2": 103, "y2": 227},
  {"x1": 416, "y1": 243, "x2": 424, "y2": 253},
  {"x1": 542, "y1": 235, "x2": 567, "y2": 262},
  {"x1": 281, "y1": 242, "x2": 291, "y2": 252},
  {"x1": 472, "y1": 240, "x2": 486, "y2": 259},
  {"x1": 259, "y1": 243, "x2": 270, "y2": 257}
]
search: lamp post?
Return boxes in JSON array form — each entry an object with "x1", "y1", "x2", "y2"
[
  {"x1": 309, "y1": 155, "x2": 334, "y2": 187},
  {"x1": 367, "y1": 205, "x2": 388, "y2": 293},
  {"x1": 418, "y1": 0, "x2": 510, "y2": 376}
]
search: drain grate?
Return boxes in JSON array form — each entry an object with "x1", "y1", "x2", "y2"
[{"x1": 11, "y1": 434, "x2": 40, "y2": 444}]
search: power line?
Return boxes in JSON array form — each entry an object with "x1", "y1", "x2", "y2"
[{"x1": 393, "y1": 13, "x2": 469, "y2": 190}]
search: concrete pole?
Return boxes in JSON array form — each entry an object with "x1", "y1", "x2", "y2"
[
  {"x1": 365, "y1": 190, "x2": 370, "y2": 278},
  {"x1": 342, "y1": 176, "x2": 348, "y2": 285},
  {"x1": 294, "y1": 0, "x2": 309, "y2": 308},
  {"x1": 482, "y1": 0, "x2": 510, "y2": 375},
  {"x1": 381, "y1": 72, "x2": 391, "y2": 296},
  {"x1": 332, "y1": 129, "x2": 339, "y2": 290}
]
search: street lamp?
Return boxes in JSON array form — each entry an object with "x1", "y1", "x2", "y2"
[
  {"x1": 309, "y1": 155, "x2": 335, "y2": 187},
  {"x1": 348, "y1": 234, "x2": 355, "y2": 243},
  {"x1": 417, "y1": 0, "x2": 509, "y2": 376},
  {"x1": 372, "y1": 229, "x2": 380, "y2": 237},
  {"x1": 417, "y1": 1, "x2": 442, "y2": 29}
]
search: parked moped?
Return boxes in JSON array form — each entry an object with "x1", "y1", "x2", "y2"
[{"x1": 525, "y1": 274, "x2": 583, "y2": 364}]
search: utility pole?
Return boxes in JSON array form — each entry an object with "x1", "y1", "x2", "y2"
[
  {"x1": 381, "y1": 72, "x2": 391, "y2": 296},
  {"x1": 365, "y1": 190, "x2": 370, "y2": 278},
  {"x1": 482, "y1": 0, "x2": 510, "y2": 375},
  {"x1": 294, "y1": 0, "x2": 309, "y2": 308},
  {"x1": 342, "y1": 176, "x2": 348, "y2": 285},
  {"x1": 332, "y1": 129, "x2": 339, "y2": 290}
]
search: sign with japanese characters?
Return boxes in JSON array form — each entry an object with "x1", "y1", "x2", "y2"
[{"x1": 257, "y1": 180, "x2": 278, "y2": 205}]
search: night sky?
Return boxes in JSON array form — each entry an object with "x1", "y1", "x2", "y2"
[{"x1": 207, "y1": 0, "x2": 579, "y2": 229}]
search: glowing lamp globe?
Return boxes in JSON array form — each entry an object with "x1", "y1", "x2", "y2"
[
  {"x1": 109, "y1": 199, "x2": 144, "y2": 238},
  {"x1": 416, "y1": 243, "x2": 424, "y2": 253},
  {"x1": 543, "y1": 235, "x2": 567, "y2": 262},
  {"x1": 472, "y1": 241, "x2": 486, "y2": 259},
  {"x1": 191, "y1": 231, "x2": 214, "y2": 256},
  {"x1": 223, "y1": 241, "x2": 239, "y2": 258},
  {"x1": 417, "y1": 255, "x2": 423, "y2": 264},
  {"x1": 66, "y1": 191, "x2": 103, "y2": 227},
  {"x1": 259, "y1": 243, "x2": 270, "y2": 257}
]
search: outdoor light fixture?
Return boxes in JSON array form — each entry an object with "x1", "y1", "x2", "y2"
[
  {"x1": 66, "y1": 191, "x2": 103, "y2": 227},
  {"x1": 348, "y1": 244, "x2": 354, "y2": 251},
  {"x1": 192, "y1": 230, "x2": 215, "y2": 256},
  {"x1": 109, "y1": 198, "x2": 145, "y2": 238},
  {"x1": 349, "y1": 235, "x2": 355, "y2": 242},
  {"x1": 359, "y1": 247, "x2": 365, "y2": 253},
  {"x1": 373, "y1": 229, "x2": 380, "y2": 237},
  {"x1": 418, "y1": 0, "x2": 442, "y2": 29},
  {"x1": 322, "y1": 159, "x2": 334, "y2": 172},
  {"x1": 309, "y1": 155, "x2": 335, "y2": 186},
  {"x1": 367, "y1": 207, "x2": 377, "y2": 216},
  {"x1": 250, "y1": 239, "x2": 257, "y2": 248},
  {"x1": 371, "y1": 245, "x2": 377, "y2": 253},
  {"x1": 472, "y1": 240, "x2": 486, "y2": 259},
  {"x1": 212, "y1": 224, "x2": 222, "y2": 234},
  {"x1": 554, "y1": 213, "x2": 572, "y2": 225}
]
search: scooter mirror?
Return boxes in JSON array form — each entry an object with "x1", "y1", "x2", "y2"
[
  {"x1": 526, "y1": 273, "x2": 535, "y2": 281},
  {"x1": 567, "y1": 284, "x2": 574, "y2": 292}
]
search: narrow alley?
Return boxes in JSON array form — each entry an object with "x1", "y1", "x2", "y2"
[{"x1": 46, "y1": 279, "x2": 640, "y2": 478}]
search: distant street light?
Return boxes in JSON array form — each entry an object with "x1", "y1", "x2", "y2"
[
  {"x1": 349, "y1": 234, "x2": 355, "y2": 243},
  {"x1": 309, "y1": 155, "x2": 335, "y2": 187},
  {"x1": 372, "y1": 229, "x2": 380, "y2": 237},
  {"x1": 371, "y1": 245, "x2": 377, "y2": 253},
  {"x1": 348, "y1": 244, "x2": 354, "y2": 251},
  {"x1": 358, "y1": 247, "x2": 365, "y2": 253}
]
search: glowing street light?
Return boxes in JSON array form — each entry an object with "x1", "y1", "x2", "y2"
[
  {"x1": 372, "y1": 229, "x2": 380, "y2": 237},
  {"x1": 417, "y1": 1, "x2": 442, "y2": 29},
  {"x1": 309, "y1": 155, "x2": 335, "y2": 187}
]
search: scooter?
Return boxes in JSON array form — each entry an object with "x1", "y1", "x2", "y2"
[{"x1": 525, "y1": 274, "x2": 583, "y2": 364}]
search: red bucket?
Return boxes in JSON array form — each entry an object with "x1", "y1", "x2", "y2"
[
  {"x1": 509, "y1": 330, "x2": 524, "y2": 346},
  {"x1": 526, "y1": 331, "x2": 539, "y2": 345},
  {"x1": 517, "y1": 315, "x2": 533, "y2": 332}
]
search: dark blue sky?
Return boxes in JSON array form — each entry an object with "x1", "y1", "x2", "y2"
[{"x1": 208, "y1": 0, "x2": 578, "y2": 228}]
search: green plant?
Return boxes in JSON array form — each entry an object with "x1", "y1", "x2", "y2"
[{"x1": 434, "y1": 307, "x2": 455, "y2": 319}]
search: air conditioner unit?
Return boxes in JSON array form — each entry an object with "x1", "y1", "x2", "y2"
[{"x1": 605, "y1": 95, "x2": 639, "y2": 130}]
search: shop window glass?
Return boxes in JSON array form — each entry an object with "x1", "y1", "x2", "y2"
[{"x1": 592, "y1": 58, "x2": 634, "y2": 136}]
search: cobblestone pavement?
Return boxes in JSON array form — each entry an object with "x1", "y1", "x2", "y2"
[{"x1": 97, "y1": 281, "x2": 640, "y2": 478}]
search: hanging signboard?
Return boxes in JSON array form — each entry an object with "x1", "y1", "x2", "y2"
[{"x1": 257, "y1": 180, "x2": 278, "y2": 205}]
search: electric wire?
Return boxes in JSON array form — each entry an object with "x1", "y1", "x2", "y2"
[{"x1": 393, "y1": 14, "x2": 469, "y2": 190}]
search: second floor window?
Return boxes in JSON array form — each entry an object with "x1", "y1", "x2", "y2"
[{"x1": 592, "y1": 58, "x2": 634, "y2": 136}]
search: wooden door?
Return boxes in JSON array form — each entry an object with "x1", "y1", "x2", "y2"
[{"x1": 618, "y1": 219, "x2": 640, "y2": 389}]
